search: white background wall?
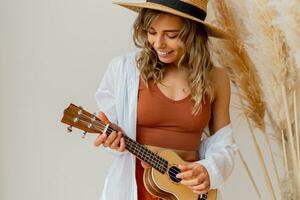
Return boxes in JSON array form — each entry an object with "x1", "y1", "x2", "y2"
[{"x1": 0, "y1": 0, "x2": 284, "y2": 200}]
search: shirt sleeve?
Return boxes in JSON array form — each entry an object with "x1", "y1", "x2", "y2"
[
  {"x1": 196, "y1": 123, "x2": 238, "y2": 189},
  {"x1": 95, "y1": 57, "x2": 127, "y2": 156},
  {"x1": 95, "y1": 58, "x2": 119, "y2": 124}
]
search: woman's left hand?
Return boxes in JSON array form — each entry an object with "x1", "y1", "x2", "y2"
[{"x1": 176, "y1": 163, "x2": 210, "y2": 195}]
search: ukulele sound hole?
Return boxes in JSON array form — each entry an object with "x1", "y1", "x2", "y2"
[{"x1": 168, "y1": 166, "x2": 181, "y2": 183}]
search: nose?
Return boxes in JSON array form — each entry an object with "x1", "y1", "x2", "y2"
[{"x1": 154, "y1": 34, "x2": 166, "y2": 49}]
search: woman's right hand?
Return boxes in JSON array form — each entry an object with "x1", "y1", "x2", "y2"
[{"x1": 93, "y1": 112, "x2": 126, "y2": 152}]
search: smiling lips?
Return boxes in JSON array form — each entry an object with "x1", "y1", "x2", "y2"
[{"x1": 156, "y1": 50, "x2": 174, "y2": 57}]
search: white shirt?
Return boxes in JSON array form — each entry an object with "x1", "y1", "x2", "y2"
[{"x1": 95, "y1": 52, "x2": 237, "y2": 200}]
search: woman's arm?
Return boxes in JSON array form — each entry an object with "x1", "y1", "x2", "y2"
[
  {"x1": 197, "y1": 68, "x2": 237, "y2": 189},
  {"x1": 177, "y1": 68, "x2": 237, "y2": 194},
  {"x1": 208, "y1": 67, "x2": 231, "y2": 135}
]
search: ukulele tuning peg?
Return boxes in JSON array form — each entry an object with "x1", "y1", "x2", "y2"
[
  {"x1": 81, "y1": 131, "x2": 87, "y2": 139},
  {"x1": 78, "y1": 107, "x2": 83, "y2": 115},
  {"x1": 73, "y1": 118, "x2": 79, "y2": 123},
  {"x1": 67, "y1": 126, "x2": 73, "y2": 133},
  {"x1": 93, "y1": 112, "x2": 98, "y2": 119}
]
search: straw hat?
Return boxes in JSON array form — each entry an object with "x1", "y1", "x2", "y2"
[{"x1": 113, "y1": 0, "x2": 228, "y2": 38}]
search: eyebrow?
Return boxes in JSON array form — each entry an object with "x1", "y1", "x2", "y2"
[
  {"x1": 163, "y1": 30, "x2": 181, "y2": 33},
  {"x1": 149, "y1": 27, "x2": 181, "y2": 33}
]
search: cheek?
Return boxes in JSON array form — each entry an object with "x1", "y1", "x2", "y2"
[
  {"x1": 178, "y1": 40, "x2": 184, "y2": 49},
  {"x1": 147, "y1": 35, "x2": 154, "y2": 46},
  {"x1": 172, "y1": 40, "x2": 184, "y2": 53}
]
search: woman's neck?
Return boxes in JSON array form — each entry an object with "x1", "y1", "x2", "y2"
[{"x1": 163, "y1": 64, "x2": 189, "y2": 80}]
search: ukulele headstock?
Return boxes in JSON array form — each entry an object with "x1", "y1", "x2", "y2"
[{"x1": 61, "y1": 103, "x2": 102, "y2": 135}]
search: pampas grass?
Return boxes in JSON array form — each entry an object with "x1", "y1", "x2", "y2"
[
  {"x1": 210, "y1": 0, "x2": 265, "y2": 132},
  {"x1": 209, "y1": 0, "x2": 300, "y2": 198},
  {"x1": 270, "y1": 4, "x2": 300, "y2": 192},
  {"x1": 244, "y1": 0, "x2": 297, "y2": 131},
  {"x1": 237, "y1": 150, "x2": 261, "y2": 199},
  {"x1": 208, "y1": 0, "x2": 280, "y2": 198},
  {"x1": 243, "y1": 0, "x2": 299, "y2": 198},
  {"x1": 293, "y1": 91, "x2": 299, "y2": 165},
  {"x1": 209, "y1": 0, "x2": 300, "y2": 199},
  {"x1": 281, "y1": 85, "x2": 300, "y2": 199},
  {"x1": 270, "y1": 0, "x2": 300, "y2": 70}
]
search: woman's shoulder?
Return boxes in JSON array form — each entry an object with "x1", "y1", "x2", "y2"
[
  {"x1": 209, "y1": 67, "x2": 230, "y2": 81},
  {"x1": 209, "y1": 67, "x2": 231, "y2": 97}
]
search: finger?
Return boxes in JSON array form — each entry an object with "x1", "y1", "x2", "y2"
[
  {"x1": 178, "y1": 164, "x2": 192, "y2": 171},
  {"x1": 98, "y1": 111, "x2": 110, "y2": 124},
  {"x1": 141, "y1": 161, "x2": 151, "y2": 169},
  {"x1": 181, "y1": 173, "x2": 207, "y2": 186},
  {"x1": 110, "y1": 132, "x2": 122, "y2": 149},
  {"x1": 104, "y1": 131, "x2": 118, "y2": 146},
  {"x1": 191, "y1": 184, "x2": 210, "y2": 195},
  {"x1": 94, "y1": 133, "x2": 107, "y2": 147},
  {"x1": 176, "y1": 169, "x2": 195, "y2": 179},
  {"x1": 190, "y1": 181, "x2": 210, "y2": 192},
  {"x1": 193, "y1": 189, "x2": 210, "y2": 196},
  {"x1": 180, "y1": 177, "x2": 202, "y2": 186},
  {"x1": 109, "y1": 123, "x2": 119, "y2": 130},
  {"x1": 183, "y1": 172, "x2": 207, "y2": 184},
  {"x1": 118, "y1": 137, "x2": 126, "y2": 152}
]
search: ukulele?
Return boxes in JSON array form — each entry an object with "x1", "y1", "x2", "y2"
[{"x1": 61, "y1": 103, "x2": 217, "y2": 200}]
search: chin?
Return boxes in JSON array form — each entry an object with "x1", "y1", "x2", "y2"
[{"x1": 158, "y1": 57, "x2": 177, "y2": 64}]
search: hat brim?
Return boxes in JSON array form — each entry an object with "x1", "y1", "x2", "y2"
[{"x1": 113, "y1": 1, "x2": 229, "y2": 39}]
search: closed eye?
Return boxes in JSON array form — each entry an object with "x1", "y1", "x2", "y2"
[
  {"x1": 167, "y1": 34, "x2": 178, "y2": 39},
  {"x1": 147, "y1": 31, "x2": 156, "y2": 35}
]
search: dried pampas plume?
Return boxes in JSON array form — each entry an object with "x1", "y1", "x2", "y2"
[
  {"x1": 208, "y1": 0, "x2": 275, "y2": 198},
  {"x1": 209, "y1": 0, "x2": 265, "y2": 132},
  {"x1": 209, "y1": 0, "x2": 300, "y2": 198},
  {"x1": 244, "y1": 0, "x2": 297, "y2": 131},
  {"x1": 270, "y1": 0, "x2": 300, "y2": 70},
  {"x1": 242, "y1": 0, "x2": 299, "y2": 198}
]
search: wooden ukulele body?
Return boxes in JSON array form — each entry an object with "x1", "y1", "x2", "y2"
[{"x1": 143, "y1": 150, "x2": 217, "y2": 200}]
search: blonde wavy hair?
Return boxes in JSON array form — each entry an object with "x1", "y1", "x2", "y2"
[{"x1": 133, "y1": 8, "x2": 215, "y2": 114}]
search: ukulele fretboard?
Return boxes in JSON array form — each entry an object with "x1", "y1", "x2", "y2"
[{"x1": 107, "y1": 126, "x2": 168, "y2": 174}]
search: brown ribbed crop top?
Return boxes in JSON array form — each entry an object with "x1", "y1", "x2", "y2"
[{"x1": 136, "y1": 79, "x2": 212, "y2": 151}]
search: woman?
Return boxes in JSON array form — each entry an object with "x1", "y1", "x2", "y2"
[{"x1": 94, "y1": 1, "x2": 237, "y2": 200}]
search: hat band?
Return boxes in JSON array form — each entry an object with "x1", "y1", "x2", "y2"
[{"x1": 147, "y1": 0, "x2": 207, "y2": 21}]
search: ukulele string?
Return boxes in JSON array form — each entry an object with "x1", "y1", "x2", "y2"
[
  {"x1": 78, "y1": 116, "x2": 183, "y2": 181},
  {"x1": 75, "y1": 113, "x2": 184, "y2": 182},
  {"x1": 76, "y1": 115, "x2": 182, "y2": 181}
]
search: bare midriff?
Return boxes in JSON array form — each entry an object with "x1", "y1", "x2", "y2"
[{"x1": 145, "y1": 145, "x2": 199, "y2": 162}]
